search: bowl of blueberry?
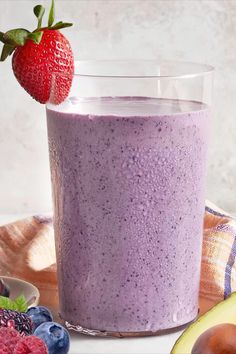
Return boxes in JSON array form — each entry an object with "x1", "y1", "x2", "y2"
[{"x1": 0, "y1": 277, "x2": 70, "y2": 354}]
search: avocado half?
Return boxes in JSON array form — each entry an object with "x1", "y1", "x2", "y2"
[{"x1": 171, "y1": 292, "x2": 236, "y2": 354}]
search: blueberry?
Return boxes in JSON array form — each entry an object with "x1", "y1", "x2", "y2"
[
  {"x1": 0, "y1": 279, "x2": 10, "y2": 297},
  {"x1": 34, "y1": 322, "x2": 70, "y2": 354},
  {"x1": 27, "y1": 306, "x2": 53, "y2": 331}
]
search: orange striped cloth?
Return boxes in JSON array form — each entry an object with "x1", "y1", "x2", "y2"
[
  {"x1": 200, "y1": 203, "x2": 236, "y2": 306},
  {"x1": 0, "y1": 204, "x2": 235, "y2": 313}
]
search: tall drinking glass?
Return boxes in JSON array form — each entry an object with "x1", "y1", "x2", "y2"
[{"x1": 46, "y1": 61, "x2": 213, "y2": 337}]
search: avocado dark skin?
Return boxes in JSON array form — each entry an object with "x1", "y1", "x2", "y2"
[{"x1": 192, "y1": 323, "x2": 236, "y2": 354}]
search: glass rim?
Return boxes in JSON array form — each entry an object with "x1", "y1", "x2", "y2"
[{"x1": 69, "y1": 60, "x2": 214, "y2": 79}]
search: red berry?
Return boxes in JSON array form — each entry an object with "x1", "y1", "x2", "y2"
[
  {"x1": 0, "y1": 327, "x2": 21, "y2": 353},
  {"x1": 12, "y1": 29, "x2": 74, "y2": 104},
  {"x1": 13, "y1": 336, "x2": 48, "y2": 354},
  {"x1": 0, "y1": 343, "x2": 11, "y2": 354}
]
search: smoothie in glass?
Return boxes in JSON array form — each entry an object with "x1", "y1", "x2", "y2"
[{"x1": 47, "y1": 94, "x2": 210, "y2": 334}]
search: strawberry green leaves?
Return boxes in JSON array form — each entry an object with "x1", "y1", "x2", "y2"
[
  {"x1": 36, "y1": 0, "x2": 72, "y2": 30},
  {"x1": 0, "y1": 32, "x2": 5, "y2": 43},
  {"x1": 34, "y1": 5, "x2": 46, "y2": 29},
  {"x1": 0, "y1": 44, "x2": 15, "y2": 61},
  {"x1": 0, "y1": 28, "x2": 41, "y2": 61},
  {"x1": 0, "y1": 29, "x2": 30, "y2": 61},
  {"x1": 48, "y1": 0, "x2": 55, "y2": 27},
  {"x1": 2, "y1": 29, "x2": 30, "y2": 46},
  {"x1": 47, "y1": 0, "x2": 73, "y2": 30},
  {"x1": 0, "y1": 0, "x2": 73, "y2": 62},
  {"x1": 0, "y1": 295, "x2": 28, "y2": 312},
  {"x1": 51, "y1": 22, "x2": 73, "y2": 30},
  {"x1": 28, "y1": 31, "x2": 43, "y2": 44}
]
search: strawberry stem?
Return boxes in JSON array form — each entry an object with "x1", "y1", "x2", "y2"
[
  {"x1": 34, "y1": 5, "x2": 46, "y2": 29},
  {"x1": 28, "y1": 31, "x2": 43, "y2": 44}
]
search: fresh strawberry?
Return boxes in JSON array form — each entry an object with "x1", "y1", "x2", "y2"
[
  {"x1": 12, "y1": 29, "x2": 74, "y2": 104},
  {"x1": 0, "y1": 0, "x2": 74, "y2": 104}
]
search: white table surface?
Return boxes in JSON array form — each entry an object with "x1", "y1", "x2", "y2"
[{"x1": 0, "y1": 214, "x2": 183, "y2": 354}]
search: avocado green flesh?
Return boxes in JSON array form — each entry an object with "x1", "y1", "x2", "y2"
[{"x1": 171, "y1": 292, "x2": 236, "y2": 354}]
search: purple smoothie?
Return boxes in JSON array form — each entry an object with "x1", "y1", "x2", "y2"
[{"x1": 46, "y1": 97, "x2": 209, "y2": 333}]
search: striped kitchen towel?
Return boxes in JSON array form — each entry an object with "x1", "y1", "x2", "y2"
[
  {"x1": 0, "y1": 203, "x2": 236, "y2": 312},
  {"x1": 200, "y1": 202, "x2": 236, "y2": 304}
]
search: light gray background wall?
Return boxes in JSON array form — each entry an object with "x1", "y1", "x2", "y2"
[{"x1": 0, "y1": 0, "x2": 235, "y2": 214}]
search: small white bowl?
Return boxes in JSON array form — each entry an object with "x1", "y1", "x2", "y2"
[{"x1": 1, "y1": 276, "x2": 40, "y2": 307}]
